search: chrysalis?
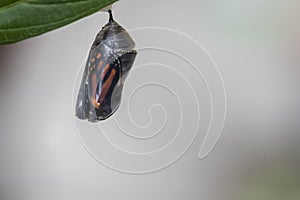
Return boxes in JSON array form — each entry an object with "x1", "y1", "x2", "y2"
[{"x1": 76, "y1": 10, "x2": 137, "y2": 122}]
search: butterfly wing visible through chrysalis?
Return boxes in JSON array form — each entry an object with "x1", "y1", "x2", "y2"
[{"x1": 76, "y1": 45, "x2": 121, "y2": 122}]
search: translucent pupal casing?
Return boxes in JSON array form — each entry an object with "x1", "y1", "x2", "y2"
[{"x1": 76, "y1": 10, "x2": 137, "y2": 122}]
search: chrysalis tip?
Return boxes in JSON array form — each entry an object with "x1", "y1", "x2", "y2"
[{"x1": 108, "y1": 10, "x2": 114, "y2": 22}]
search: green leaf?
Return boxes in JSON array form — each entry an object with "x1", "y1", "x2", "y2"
[{"x1": 0, "y1": 0, "x2": 118, "y2": 44}]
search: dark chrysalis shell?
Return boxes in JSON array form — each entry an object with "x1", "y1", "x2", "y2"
[{"x1": 76, "y1": 10, "x2": 137, "y2": 122}]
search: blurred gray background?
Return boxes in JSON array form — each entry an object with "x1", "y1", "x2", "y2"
[{"x1": 0, "y1": 0, "x2": 300, "y2": 199}]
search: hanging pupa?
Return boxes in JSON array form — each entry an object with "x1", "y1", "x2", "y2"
[{"x1": 76, "y1": 10, "x2": 137, "y2": 122}]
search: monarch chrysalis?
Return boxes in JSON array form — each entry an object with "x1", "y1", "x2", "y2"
[{"x1": 76, "y1": 10, "x2": 137, "y2": 122}]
